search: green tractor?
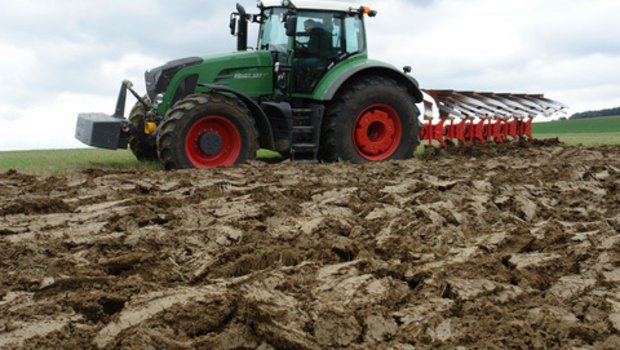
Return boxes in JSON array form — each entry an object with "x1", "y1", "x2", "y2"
[{"x1": 75, "y1": 0, "x2": 424, "y2": 169}]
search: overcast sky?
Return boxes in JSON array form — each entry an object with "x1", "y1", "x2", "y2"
[{"x1": 0, "y1": 0, "x2": 618, "y2": 151}]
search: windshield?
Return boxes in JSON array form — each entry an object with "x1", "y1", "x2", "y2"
[{"x1": 258, "y1": 8, "x2": 288, "y2": 52}]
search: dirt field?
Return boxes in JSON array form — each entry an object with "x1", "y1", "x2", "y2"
[{"x1": 1, "y1": 140, "x2": 619, "y2": 349}]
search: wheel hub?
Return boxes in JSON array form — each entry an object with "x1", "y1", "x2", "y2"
[
  {"x1": 367, "y1": 121, "x2": 387, "y2": 142},
  {"x1": 185, "y1": 116, "x2": 242, "y2": 168},
  {"x1": 198, "y1": 131, "x2": 223, "y2": 156},
  {"x1": 353, "y1": 104, "x2": 402, "y2": 160}
]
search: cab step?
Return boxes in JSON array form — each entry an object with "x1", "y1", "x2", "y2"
[{"x1": 290, "y1": 105, "x2": 324, "y2": 162}]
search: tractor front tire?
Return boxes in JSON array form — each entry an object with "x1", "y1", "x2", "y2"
[
  {"x1": 128, "y1": 99, "x2": 158, "y2": 161},
  {"x1": 156, "y1": 94, "x2": 258, "y2": 170},
  {"x1": 320, "y1": 75, "x2": 419, "y2": 163}
]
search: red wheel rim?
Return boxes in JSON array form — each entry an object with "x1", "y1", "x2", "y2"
[
  {"x1": 185, "y1": 116, "x2": 241, "y2": 168},
  {"x1": 353, "y1": 104, "x2": 402, "y2": 161}
]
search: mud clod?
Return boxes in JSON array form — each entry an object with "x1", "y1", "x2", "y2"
[
  {"x1": 314, "y1": 311, "x2": 361, "y2": 347},
  {"x1": 0, "y1": 198, "x2": 72, "y2": 215},
  {"x1": 100, "y1": 252, "x2": 156, "y2": 276},
  {"x1": 0, "y1": 142, "x2": 618, "y2": 349}
]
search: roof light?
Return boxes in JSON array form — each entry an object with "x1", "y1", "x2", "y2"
[{"x1": 359, "y1": 6, "x2": 378, "y2": 17}]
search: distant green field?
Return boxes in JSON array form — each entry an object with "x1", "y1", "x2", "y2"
[
  {"x1": 534, "y1": 116, "x2": 620, "y2": 134},
  {"x1": 533, "y1": 116, "x2": 620, "y2": 145}
]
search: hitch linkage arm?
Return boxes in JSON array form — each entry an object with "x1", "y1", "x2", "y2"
[{"x1": 112, "y1": 80, "x2": 150, "y2": 119}]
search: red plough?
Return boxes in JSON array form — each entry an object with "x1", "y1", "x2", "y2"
[{"x1": 419, "y1": 90, "x2": 567, "y2": 147}]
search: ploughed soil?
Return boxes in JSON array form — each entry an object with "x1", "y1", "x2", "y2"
[{"x1": 1, "y1": 140, "x2": 619, "y2": 350}]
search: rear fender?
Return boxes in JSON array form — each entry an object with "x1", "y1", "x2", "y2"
[{"x1": 315, "y1": 60, "x2": 424, "y2": 103}]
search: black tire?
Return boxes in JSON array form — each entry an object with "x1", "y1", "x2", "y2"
[
  {"x1": 128, "y1": 99, "x2": 159, "y2": 161},
  {"x1": 320, "y1": 75, "x2": 420, "y2": 163},
  {"x1": 156, "y1": 93, "x2": 258, "y2": 170}
]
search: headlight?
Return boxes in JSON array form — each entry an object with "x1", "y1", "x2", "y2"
[{"x1": 155, "y1": 93, "x2": 165, "y2": 105}]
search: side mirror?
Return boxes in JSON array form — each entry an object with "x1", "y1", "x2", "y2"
[
  {"x1": 285, "y1": 15, "x2": 297, "y2": 36},
  {"x1": 229, "y1": 15, "x2": 237, "y2": 35}
]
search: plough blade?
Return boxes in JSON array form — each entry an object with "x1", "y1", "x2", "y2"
[{"x1": 420, "y1": 90, "x2": 567, "y2": 147}]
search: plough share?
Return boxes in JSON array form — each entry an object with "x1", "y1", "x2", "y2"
[{"x1": 419, "y1": 90, "x2": 568, "y2": 147}]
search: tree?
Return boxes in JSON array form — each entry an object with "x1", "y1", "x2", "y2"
[{"x1": 570, "y1": 106, "x2": 620, "y2": 120}]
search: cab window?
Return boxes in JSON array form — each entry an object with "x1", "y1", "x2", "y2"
[
  {"x1": 344, "y1": 15, "x2": 364, "y2": 53},
  {"x1": 258, "y1": 8, "x2": 289, "y2": 52}
]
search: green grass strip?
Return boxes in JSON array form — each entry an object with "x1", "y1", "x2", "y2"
[
  {"x1": 0, "y1": 149, "x2": 161, "y2": 175},
  {"x1": 534, "y1": 133, "x2": 620, "y2": 145},
  {"x1": 533, "y1": 117, "x2": 620, "y2": 134}
]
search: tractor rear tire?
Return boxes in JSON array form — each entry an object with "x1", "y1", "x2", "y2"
[
  {"x1": 156, "y1": 94, "x2": 258, "y2": 170},
  {"x1": 320, "y1": 75, "x2": 419, "y2": 163},
  {"x1": 128, "y1": 99, "x2": 158, "y2": 161}
]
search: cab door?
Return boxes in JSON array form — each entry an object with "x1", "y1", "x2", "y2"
[{"x1": 292, "y1": 11, "x2": 345, "y2": 93}]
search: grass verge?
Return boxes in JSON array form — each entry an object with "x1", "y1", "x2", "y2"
[
  {"x1": 533, "y1": 133, "x2": 620, "y2": 145},
  {"x1": 533, "y1": 117, "x2": 620, "y2": 134},
  {"x1": 0, "y1": 149, "x2": 161, "y2": 175},
  {"x1": 533, "y1": 116, "x2": 620, "y2": 145},
  {"x1": 0, "y1": 148, "x2": 285, "y2": 175}
]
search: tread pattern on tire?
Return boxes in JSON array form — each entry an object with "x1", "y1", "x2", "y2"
[
  {"x1": 156, "y1": 93, "x2": 258, "y2": 170},
  {"x1": 320, "y1": 75, "x2": 420, "y2": 163},
  {"x1": 128, "y1": 99, "x2": 158, "y2": 161}
]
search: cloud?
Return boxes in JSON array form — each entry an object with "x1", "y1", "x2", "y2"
[
  {"x1": 0, "y1": 93, "x2": 114, "y2": 151},
  {"x1": 368, "y1": 0, "x2": 620, "y2": 112},
  {"x1": 0, "y1": 0, "x2": 240, "y2": 151},
  {"x1": 0, "y1": 43, "x2": 39, "y2": 107}
]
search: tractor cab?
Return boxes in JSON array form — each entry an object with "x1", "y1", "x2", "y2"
[{"x1": 233, "y1": 0, "x2": 373, "y2": 95}]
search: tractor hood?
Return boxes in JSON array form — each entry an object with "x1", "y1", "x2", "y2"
[
  {"x1": 200, "y1": 50, "x2": 274, "y2": 76},
  {"x1": 145, "y1": 57, "x2": 203, "y2": 101},
  {"x1": 191, "y1": 50, "x2": 274, "y2": 96},
  {"x1": 152, "y1": 50, "x2": 274, "y2": 113},
  {"x1": 146, "y1": 51, "x2": 273, "y2": 102}
]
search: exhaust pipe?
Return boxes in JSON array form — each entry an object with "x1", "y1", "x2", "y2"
[{"x1": 236, "y1": 3, "x2": 248, "y2": 51}]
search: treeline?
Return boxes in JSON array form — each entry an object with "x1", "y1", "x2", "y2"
[{"x1": 570, "y1": 106, "x2": 620, "y2": 120}]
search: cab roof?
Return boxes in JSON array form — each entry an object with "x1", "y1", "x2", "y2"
[{"x1": 259, "y1": 0, "x2": 362, "y2": 12}]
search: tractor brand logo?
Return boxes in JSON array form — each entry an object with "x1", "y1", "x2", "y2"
[{"x1": 233, "y1": 72, "x2": 269, "y2": 80}]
